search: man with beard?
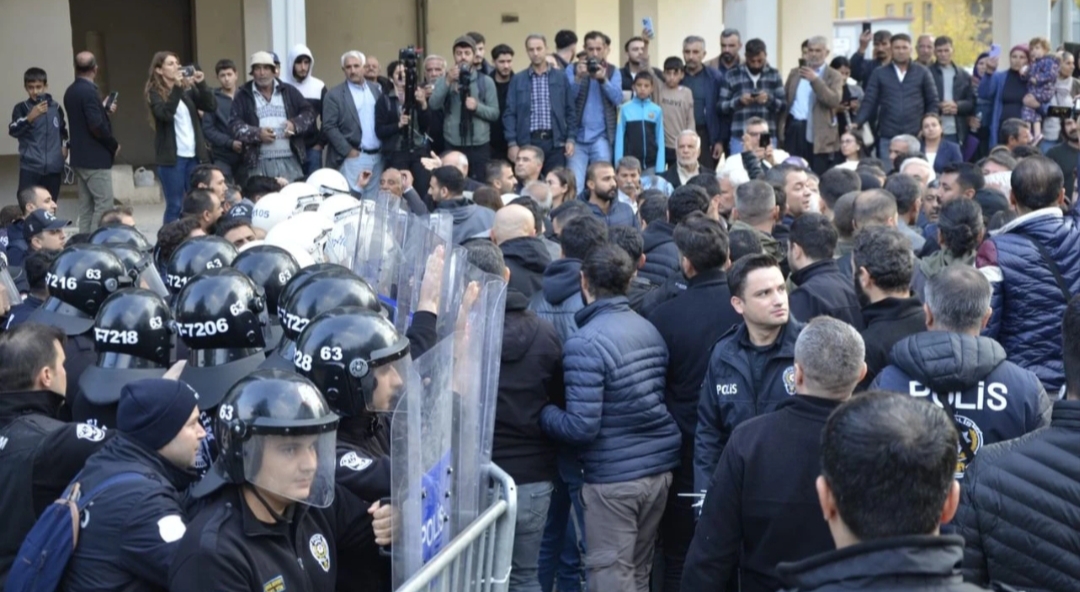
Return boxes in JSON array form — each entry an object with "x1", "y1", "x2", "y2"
[
  {"x1": 281, "y1": 44, "x2": 328, "y2": 176},
  {"x1": 681, "y1": 36, "x2": 724, "y2": 169},
  {"x1": 468, "y1": 31, "x2": 497, "y2": 76},
  {"x1": 720, "y1": 39, "x2": 786, "y2": 157},
  {"x1": 853, "y1": 226, "x2": 925, "y2": 390},
  {"x1": 431, "y1": 36, "x2": 499, "y2": 183},
  {"x1": 661, "y1": 130, "x2": 702, "y2": 189},
  {"x1": 706, "y1": 29, "x2": 743, "y2": 75},
  {"x1": 180, "y1": 189, "x2": 224, "y2": 233},
  {"x1": 855, "y1": 34, "x2": 939, "y2": 164},
  {"x1": 782, "y1": 36, "x2": 844, "y2": 174},
  {"x1": 362, "y1": 55, "x2": 393, "y2": 95},
  {"x1": 695, "y1": 253, "x2": 802, "y2": 494},
  {"x1": 584, "y1": 161, "x2": 639, "y2": 227},
  {"x1": 323, "y1": 50, "x2": 384, "y2": 197},
  {"x1": 850, "y1": 29, "x2": 892, "y2": 88},
  {"x1": 490, "y1": 44, "x2": 515, "y2": 162},
  {"x1": 1046, "y1": 112, "x2": 1080, "y2": 197},
  {"x1": 620, "y1": 36, "x2": 664, "y2": 97},
  {"x1": 229, "y1": 52, "x2": 315, "y2": 182},
  {"x1": 916, "y1": 34, "x2": 935, "y2": 67}
]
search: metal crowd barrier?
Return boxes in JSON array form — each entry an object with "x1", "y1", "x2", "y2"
[{"x1": 395, "y1": 463, "x2": 518, "y2": 592}]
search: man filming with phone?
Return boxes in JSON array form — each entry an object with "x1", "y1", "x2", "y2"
[
  {"x1": 719, "y1": 39, "x2": 786, "y2": 157},
  {"x1": 781, "y1": 36, "x2": 844, "y2": 174},
  {"x1": 719, "y1": 117, "x2": 789, "y2": 179}
]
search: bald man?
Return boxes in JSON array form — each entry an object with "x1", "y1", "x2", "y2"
[
  {"x1": 431, "y1": 150, "x2": 484, "y2": 202},
  {"x1": 64, "y1": 51, "x2": 120, "y2": 233},
  {"x1": 493, "y1": 204, "x2": 551, "y2": 298}
]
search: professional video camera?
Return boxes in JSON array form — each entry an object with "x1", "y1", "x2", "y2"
[
  {"x1": 587, "y1": 57, "x2": 601, "y2": 75},
  {"x1": 399, "y1": 45, "x2": 421, "y2": 114}
]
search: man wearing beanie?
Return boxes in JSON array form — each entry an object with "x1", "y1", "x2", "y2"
[{"x1": 64, "y1": 377, "x2": 206, "y2": 592}]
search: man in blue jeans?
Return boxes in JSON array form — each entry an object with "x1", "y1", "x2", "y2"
[{"x1": 567, "y1": 31, "x2": 623, "y2": 190}]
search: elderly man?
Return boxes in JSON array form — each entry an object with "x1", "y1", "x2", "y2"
[
  {"x1": 889, "y1": 134, "x2": 922, "y2": 167},
  {"x1": 782, "y1": 37, "x2": 844, "y2": 174},
  {"x1": 899, "y1": 157, "x2": 935, "y2": 187},
  {"x1": 230, "y1": 52, "x2": 314, "y2": 182},
  {"x1": 322, "y1": 50, "x2": 384, "y2": 197},
  {"x1": 492, "y1": 204, "x2": 551, "y2": 297},
  {"x1": 661, "y1": 130, "x2": 703, "y2": 189}
]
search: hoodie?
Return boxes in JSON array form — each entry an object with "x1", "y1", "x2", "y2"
[
  {"x1": 640, "y1": 220, "x2": 680, "y2": 284},
  {"x1": 528, "y1": 258, "x2": 585, "y2": 344},
  {"x1": 436, "y1": 198, "x2": 496, "y2": 245},
  {"x1": 281, "y1": 44, "x2": 327, "y2": 149},
  {"x1": 500, "y1": 236, "x2": 551, "y2": 299},
  {"x1": 871, "y1": 331, "x2": 1051, "y2": 478}
]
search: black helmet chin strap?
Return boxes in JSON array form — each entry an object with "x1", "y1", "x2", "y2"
[{"x1": 246, "y1": 484, "x2": 296, "y2": 524}]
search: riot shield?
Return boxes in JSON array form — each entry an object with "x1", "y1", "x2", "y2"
[
  {"x1": 448, "y1": 264, "x2": 507, "y2": 536},
  {"x1": 0, "y1": 258, "x2": 24, "y2": 305},
  {"x1": 391, "y1": 336, "x2": 455, "y2": 588},
  {"x1": 352, "y1": 192, "x2": 407, "y2": 311},
  {"x1": 324, "y1": 203, "x2": 362, "y2": 266}
]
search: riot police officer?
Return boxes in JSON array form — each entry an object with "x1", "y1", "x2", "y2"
[
  {"x1": 27, "y1": 245, "x2": 130, "y2": 393},
  {"x1": 163, "y1": 235, "x2": 238, "y2": 299},
  {"x1": 71, "y1": 288, "x2": 175, "y2": 430},
  {"x1": 169, "y1": 370, "x2": 378, "y2": 592},
  {"x1": 231, "y1": 244, "x2": 300, "y2": 351},
  {"x1": 260, "y1": 267, "x2": 382, "y2": 371},
  {"x1": 90, "y1": 225, "x2": 169, "y2": 298},
  {"x1": 89, "y1": 223, "x2": 152, "y2": 253}
]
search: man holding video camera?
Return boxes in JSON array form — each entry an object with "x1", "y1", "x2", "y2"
[{"x1": 430, "y1": 35, "x2": 499, "y2": 183}]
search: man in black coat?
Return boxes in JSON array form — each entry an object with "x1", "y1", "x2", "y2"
[
  {"x1": 648, "y1": 213, "x2": 740, "y2": 592},
  {"x1": 493, "y1": 204, "x2": 550, "y2": 299},
  {"x1": 682, "y1": 317, "x2": 867, "y2": 592},
  {"x1": 64, "y1": 51, "x2": 120, "y2": 233},
  {"x1": 0, "y1": 323, "x2": 111, "y2": 586},
  {"x1": 775, "y1": 391, "x2": 987, "y2": 592},
  {"x1": 853, "y1": 226, "x2": 925, "y2": 389},
  {"x1": 640, "y1": 185, "x2": 709, "y2": 285},
  {"x1": 953, "y1": 295, "x2": 1080, "y2": 592},
  {"x1": 788, "y1": 214, "x2": 864, "y2": 329}
]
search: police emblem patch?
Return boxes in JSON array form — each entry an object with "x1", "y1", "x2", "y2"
[
  {"x1": 340, "y1": 451, "x2": 373, "y2": 472},
  {"x1": 782, "y1": 366, "x2": 796, "y2": 395},
  {"x1": 309, "y1": 533, "x2": 331, "y2": 572},
  {"x1": 953, "y1": 414, "x2": 983, "y2": 479},
  {"x1": 76, "y1": 423, "x2": 106, "y2": 442}
]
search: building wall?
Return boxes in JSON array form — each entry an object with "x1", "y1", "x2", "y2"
[
  {"x1": 194, "y1": 0, "x2": 246, "y2": 74},
  {"x1": 836, "y1": 0, "x2": 934, "y2": 34},
  {"x1": 305, "y1": 0, "x2": 417, "y2": 82}
]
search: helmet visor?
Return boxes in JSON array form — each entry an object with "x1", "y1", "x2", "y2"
[
  {"x1": 0, "y1": 265, "x2": 24, "y2": 306},
  {"x1": 137, "y1": 262, "x2": 169, "y2": 298},
  {"x1": 244, "y1": 429, "x2": 337, "y2": 508},
  {"x1": 363, "y1": 349, "x2": 413, "y2": 412}
]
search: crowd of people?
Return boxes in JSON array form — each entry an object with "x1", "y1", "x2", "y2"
[{"x1": 4, "y1": 19, "x2": 1080, "y2": 592}]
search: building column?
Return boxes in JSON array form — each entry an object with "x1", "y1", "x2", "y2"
[
  {"x1": 723, "y1": 0, "x2": 778, "y2": 68},
  {"x1": 777, "y1": 0, "x2": 835, "y2": 72},
  {"x1": 652, "y1": 0, "x2": 723, "y2": 70},
  {"x1": 270, "y1": 0, "x2": 306, "y2": 66},
  {"x1": 992, "y1": 0, "x2": 1050, "y2": 51}
]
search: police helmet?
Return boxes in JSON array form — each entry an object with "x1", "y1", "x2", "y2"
[
  {"x1": 173, "y1": 267, "x2": 269, "y2": 351},
  {"x1": 307, "y1": 168, "x2": 350, "y2": 196},
  {"x1": 89, "y1": 224, "x2": 151, "y2": 253},
  {"x1": 278, "y1": 267, "x2": 382, "y2": 343},
  {"x1": 279, "y1": 181, "x2": 323, "y2": 212},
  {"x1": 250, "y1": 192, "x2": 293, "y2": 236},
  {"x1": 275, "y1": 263, "x2": 351, "y2": 315},
  {"x1": 264, "y1": 211, "x2": 334, "y2": 265},
  {"x1": 231, "y1": 244, "x2": 300, "y2": 318},
  {"x1": 165, "y1": 236, "x2": 239, "y2": 295},
  {"x1": 294, "y1": 307, "x2": 410, "y2": 416},
  {"x1": 28, "y1": 245, "x2": 129, "y2": 335},
  {"x1": 91, "y1": 288, "x2": 174, "y2": 367},
  {"x1": 196, "y1": 369, "x2": 339, "y2": 507}
]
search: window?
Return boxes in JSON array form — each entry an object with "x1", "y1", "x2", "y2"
[
  {"x1": 886, "y1": 3, "x2": 896, "y2": 16},
  {"x1": 838, "y1": 0, "x2": 846, "y2": 19},
  {"x1": 924, "y1": 1, "x2": 933, "y2": 24},
  {"x1": 905, "y1": 2, "x2": 914, "y2": 16}
]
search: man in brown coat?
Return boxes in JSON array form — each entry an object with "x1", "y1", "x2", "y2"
[{"x1": 779, "y1": 36, "x2": 844, "y2": 174}]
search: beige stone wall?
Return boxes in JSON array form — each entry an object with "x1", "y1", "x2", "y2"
[
  {"x1": 305, "y1": 0, "x2": 417, "y2": 84},
  {"x1": 194, "y1": 0, "x2": 246, "y2": 74}
]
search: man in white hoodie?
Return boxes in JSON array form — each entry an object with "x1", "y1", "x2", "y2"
[{"x1": 281, "y1": 44, "x2": 328, "y2": 176}]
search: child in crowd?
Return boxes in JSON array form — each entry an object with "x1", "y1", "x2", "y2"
[
  {"x1": 657, "y1": 57, "x2": 695, "y2": 167},
  {"x1": 8, "y1": 67, "x2": 68, "y2": 199},
  {"x1": 1022, "y1": 37, "x2": 1060, "y2": 140},
  {"x1": 615, "y1": 71, "x2": 666, "y2": 173}
]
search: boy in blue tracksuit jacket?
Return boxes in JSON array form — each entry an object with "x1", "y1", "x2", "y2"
[
  {"x1": 8, "y1": 67, "x2": 67, "y2": 199},
  {"x1": 615, "y1": 72, "x2": 665, "y2": 173}
]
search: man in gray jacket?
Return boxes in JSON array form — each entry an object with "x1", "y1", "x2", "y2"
[
  {"x1": 854, "y1": 33, "x2": 939, "y2": 168},
  {"x1": 323, "y1": 50, "x2": 384, "y2": 196},
  {"x1": 430, "y1": 36, "x2": 499, "y2": 183}
]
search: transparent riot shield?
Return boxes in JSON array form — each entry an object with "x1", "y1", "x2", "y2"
[
  {"x1": 391, "y1": 336, "x2": 455, "y2": 588},
  {"x1": 323, "y1": 203, "x2": 363, "y2": 266},
  {"x1": 0, "y1": 258, "x2": 24, "y2": 305},
  {"x1": 448, "y1": 264, "x2": 507, "y2": 536},
  {"x1": 390, "y1": 215, "x2": 462, "y2": 336},
  {"x1": 353, "y1": 192, "x2": 407, "y2": 315}
]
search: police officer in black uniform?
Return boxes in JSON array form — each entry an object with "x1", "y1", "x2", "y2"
[
  {"x1": 174, "y1": 267, "x2": 271, "y2": 473},
  {"x1": 163, "y1": 235, "x2": 239, "y2": 301},
  {"x1": 71, "y1": 288, "x2": 175, "y2": 430},
  {"x1": 232, "y1": 244, "x2": 300, "y2": 351},
  {"x1": 0, "y1": 322, "x2": 111, "y2": 586},
  {"x1": 261, "y1": 267, "x2": 383, "y2": 371},
  {"x1": 27, "y1": 244, "x2": 130, "y2": 395},
  {"x1": 168, "y1": 370, "x2": 378, "y2": 592}
]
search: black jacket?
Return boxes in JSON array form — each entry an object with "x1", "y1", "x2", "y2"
[
  {"x1": 63, "y1": 77, "x2": 118, "y2": 169},
  {"x1": 789, "y1": 260, "x2": 864, "y2": 330},
  {"x1": 858, "y1": 296, "x2": 926, "y2": 390},
  {"x1": 855, "y1": 62, "x2": 940, "y2": 139},
  {"x1": 955, "y1": 400, "x2": 1080, "y2": 592},
  {"x1": 639, "y1": 270, "x2": 690, "y2": 318},
  {"x1": 682, "y1": 396, "x2": 841, "y2": 592},
  {"x1": 333, "y1": 416, "x2": 393, "y2": 592},
  {"x1": 626, "y1": 275, "x2": 658, "y2": 315},
  {"x1": 500, "y1": 236, "x2": 552, "y2": 299},
  {"x1": 374, "y1": 89, "x2": 431, "y2": 155},
  {"x1": 528, "y1": 258, "x2": 585, "y2": 344},
  {"x1": 695, "y1": 320, "x2": 803, "y2": 493},
  {"x1": 647, "y1": 269, "x2": 740, "y2": 443},
  {"x1": 929, "y1": 62, "x2": 975, "y2": 143},
  {"x1": 201, "y1": 88, "x2": 241, "y2": 166},
  {"x1": 0, "y1": 391, "x2": 110, "y2": 586},
  {"x1": 777, "y1": 535, "x2": 992, "y2": 592},
  {"x1": 494, "y1": 290, "x2": 563, "y2": 484},
  {"x1": 168, "y1": 485, "x2": 375, "y2": 592},
  {"x1": 229, "y1": 80, "x2": 316, "y2": 171},
  {"x1": 148, "y1": 81, "x2": 217, "y2": 165},
  {"x1": 9, "y1": 93, "x2": 68, "y2": 175},
  {"x1": 64, "y1": 436, "x2": 198, "y2": 592},
  {"x1": 872, "y1": 331, "x2": 1051, "y2": 478},
  {"x1": 640, "y1": 220, "x2": 681, "y2": 284}
]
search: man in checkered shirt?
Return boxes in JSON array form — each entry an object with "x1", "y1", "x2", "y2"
[
  {"x1": 719, "y1": 38, "x2": 786, "y2": 156},
  {"x1": 503, "y1": 34, "x2": 578, "y2": 175}
]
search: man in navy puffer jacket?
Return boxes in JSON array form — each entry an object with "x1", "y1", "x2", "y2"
[
  {"x1": 541, "y1": 244, "x2": 681, "y2": 592},
  {"x1": 872, "y1": 266, "x2": 1051, "y2": 479},
  {"x1": 976, "y1": 155, "x2": 1080, "y2": 393}
]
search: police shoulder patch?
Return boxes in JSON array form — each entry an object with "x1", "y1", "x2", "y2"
[
  {"x1": 340, "y1": 451, "x2": 373, "y2": 472},
  {"x1": 262, "y1": 575, "x2": 286, "y2": 592},
  {"x1": 157, "y1": 514, "x2": 186, "y2": 543},
  {"x1": 76, "y1": 423, "x2": 106, "y2": 442},
  {"x1": 782, "y1": 366, "x2": 796, "y2": 395},
  {"x1": 309, "y1": 533, "x2": 331, "y2": 572}
]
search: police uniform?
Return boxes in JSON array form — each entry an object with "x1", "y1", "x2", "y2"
[{"x1": 0, "y1": 391, "x2": 110, "y2": 585}]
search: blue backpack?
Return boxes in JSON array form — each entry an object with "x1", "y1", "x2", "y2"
[{"x1": 5, "y1": 472, "x2": 145, "y2": 592}]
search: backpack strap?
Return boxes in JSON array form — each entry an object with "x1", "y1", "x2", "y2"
[
  {"x1": 1013, "y1": 231, "x2": 1072, "y2": 301},
  {"x1": 75, "y1": 472, "x2": 149, "y2": 511}
]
